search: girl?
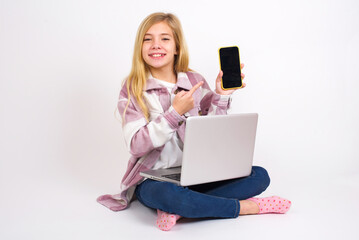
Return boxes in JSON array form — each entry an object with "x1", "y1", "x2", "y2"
[{"x1": 97, "y1": 12, "x2": 291, "y2": 231}]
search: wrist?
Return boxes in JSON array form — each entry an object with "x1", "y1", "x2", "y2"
[
  {"x1": 164, "y1": 106, "x2": 187, "y2": 129},
  {"x1": 216, "y1": 88, "x2": 233, "y2": 95},
  {"x1": 172, "y1": 105, "x2": 185, "y2": 116}
]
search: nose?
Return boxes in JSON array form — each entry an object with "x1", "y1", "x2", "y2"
[
  {"x1": 151, "y1": 44, "x2": 161, "y2": 50},
  {"x1": 151, "y1": 38, "x2": 161, "y2": 49}
]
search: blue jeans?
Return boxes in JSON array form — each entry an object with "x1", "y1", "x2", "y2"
[{"x1": 135, "y1": 166, "x2": 270, "y2": 218}]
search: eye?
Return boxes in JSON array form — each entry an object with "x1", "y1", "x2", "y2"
[
  {"x1": 143, "y1": 38, "x2": 152, "y2": 42},
  {"x1": 162, "y1": 38, "x2": 170, "y2": 41}
]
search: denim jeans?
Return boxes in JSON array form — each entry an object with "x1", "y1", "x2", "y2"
[{"x1": 135, "y1": 166, "x2": 270, "y2": 218}]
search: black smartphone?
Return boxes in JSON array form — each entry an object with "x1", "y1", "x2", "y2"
[{"x1": 219, "y1": 46, "x2": 242, "y2": 90}]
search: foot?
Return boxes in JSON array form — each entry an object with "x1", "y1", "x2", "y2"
[
  {"x1": 156, "y1": 210, "x2": 182, "y2": 231},
  {"x1": 247, "y1": 196, "x2": 292, "y2": 214},
  {"x1": 239, "y1": 199, "x2": 260, "y2": 215}
]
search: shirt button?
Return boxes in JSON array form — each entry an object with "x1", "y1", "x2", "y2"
[{"x1": 178, "y1": 121, "x2": 184, "y2": 126}]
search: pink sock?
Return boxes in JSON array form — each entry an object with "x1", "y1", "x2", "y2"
[
  {"x1": 248, "y1": 196, "x2": 292, "y2": 214},
  {"x1": 156, "y1": 210, "x2": 181, "y2": 231}
]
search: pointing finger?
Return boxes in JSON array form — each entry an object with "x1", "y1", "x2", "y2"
[{"x1": 187, "y1": 81, "x2": 204, "y2": 96}]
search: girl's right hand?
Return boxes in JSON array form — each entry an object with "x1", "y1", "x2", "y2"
[{"x1": 173, "y1": 81, "x2": 204, "y2": 116}]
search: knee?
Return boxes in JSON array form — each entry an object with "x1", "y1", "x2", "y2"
[
  {"x1": 252, "y1": 166, "x2": 271, "y2": 191},
  {"x1": 136, "y1": 180, "x2": 181, "y2": 208}
]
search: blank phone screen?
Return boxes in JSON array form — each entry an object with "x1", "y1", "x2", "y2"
[{"x1": 219, "y1": 46, "x2": 242, "y2": 89}]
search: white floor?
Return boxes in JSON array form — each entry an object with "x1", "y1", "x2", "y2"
[{"x1": 1, "y1": 168, "x2": 358, "y2": 240}]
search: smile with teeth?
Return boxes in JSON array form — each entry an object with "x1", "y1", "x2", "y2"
[{"x1": 150, "y1": 53, "x2": 166, "y2": 58}]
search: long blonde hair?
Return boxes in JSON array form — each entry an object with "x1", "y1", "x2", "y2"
[{"x1": 124, "y1": 12, "x2": 190, "y2": 121}]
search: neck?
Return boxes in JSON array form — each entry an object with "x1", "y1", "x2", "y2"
[{"x1": 150, "y1": 67, "x2": 177, "y2": 84}]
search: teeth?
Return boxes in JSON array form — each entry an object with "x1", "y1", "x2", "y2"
[{"x1": 152, "y1": 54, "x2": 163, "y2": 57}]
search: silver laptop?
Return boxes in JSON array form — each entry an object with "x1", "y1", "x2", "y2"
[{"x1": 140, "y1": 113, "x2": 258, "y2": 186}]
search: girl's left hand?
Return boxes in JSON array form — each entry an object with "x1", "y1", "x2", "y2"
[{"x1": 215, "y1": 63, "x2": 246, "y2": 95}]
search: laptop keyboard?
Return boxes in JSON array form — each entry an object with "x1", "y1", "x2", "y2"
[{"x1": 163, "y1": 173, "x2": 181, "y2": 181}]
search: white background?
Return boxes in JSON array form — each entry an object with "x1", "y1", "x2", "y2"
[{"x1": 1, "y1": 0, "x2": 358, "y2": 239}]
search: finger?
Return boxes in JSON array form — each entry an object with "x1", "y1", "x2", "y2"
[
  {"x1": 216, "y1": 71, "x2": 223, "y2": 83},
  {"x1": 241, "y1": 73, "x2": 245, "y2": 80},
  {"x1": 240, "y1": 63, "x2": 244, "y2": 70},
  {"x1": 176, "y1": 90, "x2": 187, "y2": 97},
  {"x1": 241, "y1": 82, "x2": 246, "y2": 88},
  {"x1": 187, "y1": 81, "x2": 204, "y2": 96}
]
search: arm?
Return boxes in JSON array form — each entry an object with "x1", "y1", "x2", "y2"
[
  {"x1": 118, "y1": 87, "x2": 186, "y2": 159},
  {"x1": 200, "y1": 63, "x2": 246, "y2": 116}
]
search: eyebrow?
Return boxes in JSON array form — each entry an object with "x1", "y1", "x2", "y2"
[{"x1": 144, "y1": 33, "x2": 172, "y2": 36}]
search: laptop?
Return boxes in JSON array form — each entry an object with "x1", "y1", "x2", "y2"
[{"x1": 140, "y1": 113, "x2": 258, "y2": 186}]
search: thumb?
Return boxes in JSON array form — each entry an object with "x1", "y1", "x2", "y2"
[{"x1": 216, "y1": 70, "x2": 223, "y2": 83}]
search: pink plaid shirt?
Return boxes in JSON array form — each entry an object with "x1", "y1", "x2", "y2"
[{"x1": 97, "y1": 71, "x2": 231, "y2": 211}]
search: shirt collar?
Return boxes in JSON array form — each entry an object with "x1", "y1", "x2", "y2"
[
  {"x1": 145, "y1": 72, "x2": 192, "y2": 91},
  {"x1": 145, "y1": 74, "x2": 162, "y2": 91},
  {"x1": 176, "y1": 72, "x2": 193, "y2": 91}
]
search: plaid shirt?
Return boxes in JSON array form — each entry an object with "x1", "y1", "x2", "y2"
[{"x1": 97, "y1": 71, "x2": 231, "y2": 211}]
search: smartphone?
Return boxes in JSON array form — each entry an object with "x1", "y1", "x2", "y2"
[{"x1": 219, "y1": 46, "x2": 242, "y2": 90}]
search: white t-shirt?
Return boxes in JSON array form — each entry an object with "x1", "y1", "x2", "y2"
[{"x1": 152, "y1": 78, "x2": 184, "y2": 170}]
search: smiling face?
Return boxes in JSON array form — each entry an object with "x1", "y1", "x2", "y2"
[{"x1": 142, "y1": 21, "x2": 178, "y2": 75}]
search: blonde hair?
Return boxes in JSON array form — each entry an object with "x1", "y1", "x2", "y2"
[{"x1": 123, "y1": 12, "x2": 190, "y2": 121}]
